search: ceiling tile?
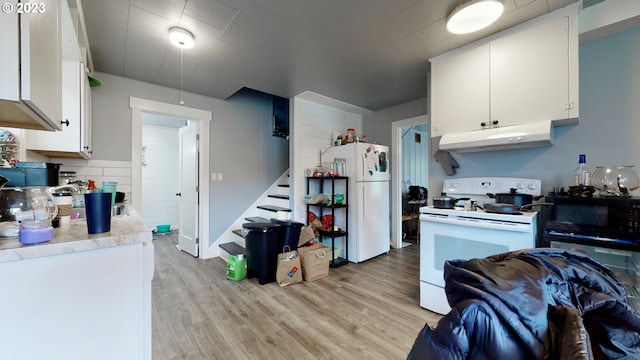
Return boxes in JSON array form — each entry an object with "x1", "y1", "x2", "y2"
[
  {"x1": 90, "y1": 45, "x2": 126, "y2": 75},
  {"x1": 219, "y1": 22, "x2": 265, "y2": 49},
  {"x1": 382, "y1": 1, "x2": 442, "y2": 40},
  {"x1": 130, "y1": 0, "x2": 187, "y2": 22},
  {"x1": 183, "y1": 0, "x2": 238, "y2": 30},
  {"x1": 378, "y1": 0, "x2": 421, "y2": 14},
  {"x1": 231, "y1": 1, "x2": 282, "y2": 34},
  {"x1": 123, "y1": 30, "x2": 167, "y2": 81},
  {"x1": 417, "y1": 19, "x2": 454, "y2": 46},
  {"x1": 250, "y1": 0, "x2": 304, "y2": 18},
  {"x1": 127, "y1": 6, "x2": 176, "y2": 42},
  {"x1": 83, "y1": 0, "x2": 130, "y2": 15}
]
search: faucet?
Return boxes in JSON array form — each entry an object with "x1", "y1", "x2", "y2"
[{"x1": 48, "y1": 184, "x2": 79, "y2": 193}]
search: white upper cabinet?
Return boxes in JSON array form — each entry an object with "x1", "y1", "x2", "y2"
[
  {"x1": 430, "y1": 4, "x2": 579, "y2": 138},
  {"x1": 431, "y1": 43, "x2": 490, "y2": 137},
  {"x1": 490, "y1": 13, "x2": 578, "y2": 127},
  {"x1": 0, "y1": 0, "x2": 62, "y2": 131},
  {"x1": 26, "y1": 0, "x2": 92, "y2": 159}
]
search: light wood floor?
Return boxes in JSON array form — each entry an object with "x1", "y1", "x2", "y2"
[{"x1": 151, "y1": 233, "x2": 442, "y2": 360}]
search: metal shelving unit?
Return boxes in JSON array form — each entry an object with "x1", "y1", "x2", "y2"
[{"x1": 306, "y1": 176, "x2": 349, "y2": 268}]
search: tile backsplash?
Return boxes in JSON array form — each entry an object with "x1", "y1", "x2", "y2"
[{"x1": 52, "y1": 158, "x2": 132, "y2": 202}]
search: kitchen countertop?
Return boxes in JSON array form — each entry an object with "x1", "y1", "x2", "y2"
[{"x1": 0, "y1": 206, "x2": 152, "y2": 264}]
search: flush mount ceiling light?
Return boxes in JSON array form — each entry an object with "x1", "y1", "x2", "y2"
[
  {"x1": 446, "y1": 0, "x2": 505, "y2": 35},
  {"x1": 169, "y1": 27, "x2": 194, "y2": 49}
]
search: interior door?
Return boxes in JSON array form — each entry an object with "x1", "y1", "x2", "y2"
[{"x1": 178, "y1": 121, "x2": 199, "y2": 257}]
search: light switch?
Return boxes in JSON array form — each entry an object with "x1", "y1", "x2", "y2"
[
  {"x1": 218, "y1": 172, "x2": 223, "y2": 181},
  {"x1": 211, "y1": 173, "x2": 217, "y2": 181}
]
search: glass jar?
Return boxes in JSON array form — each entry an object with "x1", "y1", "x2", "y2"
[
  {"x1": 591, "y1": 165, "x2": 640, "y2": 197},
  {"x1": 19, "y1": 220, "x2": 54, "y2": 245}
]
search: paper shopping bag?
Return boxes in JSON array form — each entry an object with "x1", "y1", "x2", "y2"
[
  {"x1": 276, "y1": 247, "x2": 303, "y2": 287},
  {"x1": 298, "y1": 225, "x2": 317, "y2": 247},
  {"x1": 299, "y1": 243, "x2": 330, "y2": 282}
]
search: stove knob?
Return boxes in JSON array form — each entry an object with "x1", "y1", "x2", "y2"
[{"x1": 527, "y1": 183, "x2": 537, "y2": 191}]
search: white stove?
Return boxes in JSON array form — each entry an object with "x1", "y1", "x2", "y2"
[{"x1": 419, "y1": 177, "x2": 541, "y2": 315}]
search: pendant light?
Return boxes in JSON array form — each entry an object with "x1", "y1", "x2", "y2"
[
  {"x1": 168, "y1": 27, "x2": 195, "y2": 104},
  {"x1": 446, "y1": 0, "x2": 504, "y2": 35}
]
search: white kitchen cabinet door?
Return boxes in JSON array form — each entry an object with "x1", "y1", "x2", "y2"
[
  {"x1": 430, "y1": 44, "x2": 490, "y2": 137},
  {"x1": 26, "y1": 0, "x2": 91, "y2": 159},
  {"x1": 490, "y1": 12, "x2": 578, "y2": 127},
  {"x1": 80, "y1": 62, "x2": 92, "y2": 157},
  {"x1": 0, "y1": 0, "x2": 62, "y2": 131}
]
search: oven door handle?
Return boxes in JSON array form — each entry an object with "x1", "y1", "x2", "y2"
[{"x1": 420, "y1": 214, "x2": 534, "y2": 233}]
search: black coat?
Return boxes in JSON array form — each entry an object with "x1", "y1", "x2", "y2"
[{"x1": 408, "y1": 249, "x2": 640, "y2": 359}]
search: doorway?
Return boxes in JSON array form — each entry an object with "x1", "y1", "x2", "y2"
[
  {"x1": 129, "y1": 97, "x2": 212, "y2": 259},
  {"x1": 391, "y1": 115, "x2": 429, "y2": 250}
]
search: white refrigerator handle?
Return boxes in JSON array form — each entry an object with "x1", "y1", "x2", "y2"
[{"x1": 361, "y1": 186, "x2": 365, "y2": 219}]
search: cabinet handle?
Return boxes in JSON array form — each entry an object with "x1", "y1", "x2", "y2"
[
  {"x1": 480, "y1": 122, "x2": 488, "y2": 127},
  {"x1": 176, "y1": 193, "x2": 182, "y2": 197},
  {"x1": 492, "y1": 120, "x2": 499, "y2": 125},
  {"x1": 61, "y1": 119, "x2": 70, "y2": 127}
]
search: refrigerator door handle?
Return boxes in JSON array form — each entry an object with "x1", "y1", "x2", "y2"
[{"x1": 362, "y1": 186, "x2": 365, "y2": 219}]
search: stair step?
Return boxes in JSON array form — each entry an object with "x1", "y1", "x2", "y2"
[
  {"x1": 232, "y1": 229, "x2": 245, "y2": 238},
  {"x1": 219, "y1": 242, "x2": 245, "y2": 256},
  {"x1": 257, "y1": 205, "x2": 291, "y2": 213},
  {"x1": 245, "y1": 216, "x2": 270, "y2": 223},
  {"x1": 268, "y1": 194, "x2": 289, "y2": 200}
]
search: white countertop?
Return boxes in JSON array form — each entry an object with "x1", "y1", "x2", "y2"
[{"x1": 0, "y1": 206, "x2": 152, "y2": 264}]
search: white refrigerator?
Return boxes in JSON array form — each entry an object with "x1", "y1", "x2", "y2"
[{"x1": 322, "y1": 142, "x2": 390, "y2": 263}]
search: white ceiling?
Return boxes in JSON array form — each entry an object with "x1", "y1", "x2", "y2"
[{"x1": 82, "y1": 0, "x2": 579, "y2": 111}]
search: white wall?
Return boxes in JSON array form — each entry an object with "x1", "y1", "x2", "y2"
[
  {"x1": 401, "y1": 125, "x2": 429, "y2": 190},
  {"x1": 140, "y1": 124, "x2": 180, "y2": 230},
  {"x1": 364, "y1": 96, "x2": 429, "y2": 147},
  {"x1": 291, "y1": 93, "x2": 366, "y2": 223}
]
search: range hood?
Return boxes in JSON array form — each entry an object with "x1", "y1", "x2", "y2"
[{"x1": 439, "y1": 120, "x2": 553, "y2": 153}]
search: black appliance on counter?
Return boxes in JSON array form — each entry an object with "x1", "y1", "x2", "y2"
[
  {"x1": 542, "y1": 195, "x2": 640, "y2": 313},
  {"x1": 0, "y1": 162, "x2": 60, "y2": 187}
]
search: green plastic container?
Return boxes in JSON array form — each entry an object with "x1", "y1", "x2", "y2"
[
  {"x1": 101, "y1": 181, "x2": 117, "y2": 205},
  {"x1": 226, "y1": 254, "x2": 247, "y2": 281}
]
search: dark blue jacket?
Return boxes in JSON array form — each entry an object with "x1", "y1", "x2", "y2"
[{"x1": 408, "y1": 249, "x2": 640, "y2": 359}]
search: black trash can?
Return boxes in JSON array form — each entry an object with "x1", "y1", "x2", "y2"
[
  {"x1": 243, "y1": 222, "x2": 282, "y2": 285},
  {"x1": 271, "y1": 218, "x2": 304, "y2": 251}
]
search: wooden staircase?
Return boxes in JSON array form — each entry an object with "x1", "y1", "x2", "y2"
[{"x1": 218, "y1": 178, "x2": 291, "y2": 259}]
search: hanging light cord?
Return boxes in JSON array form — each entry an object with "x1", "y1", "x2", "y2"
[{"x1": 179, "y1": 48, "x2": 185, "y2": 105}]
